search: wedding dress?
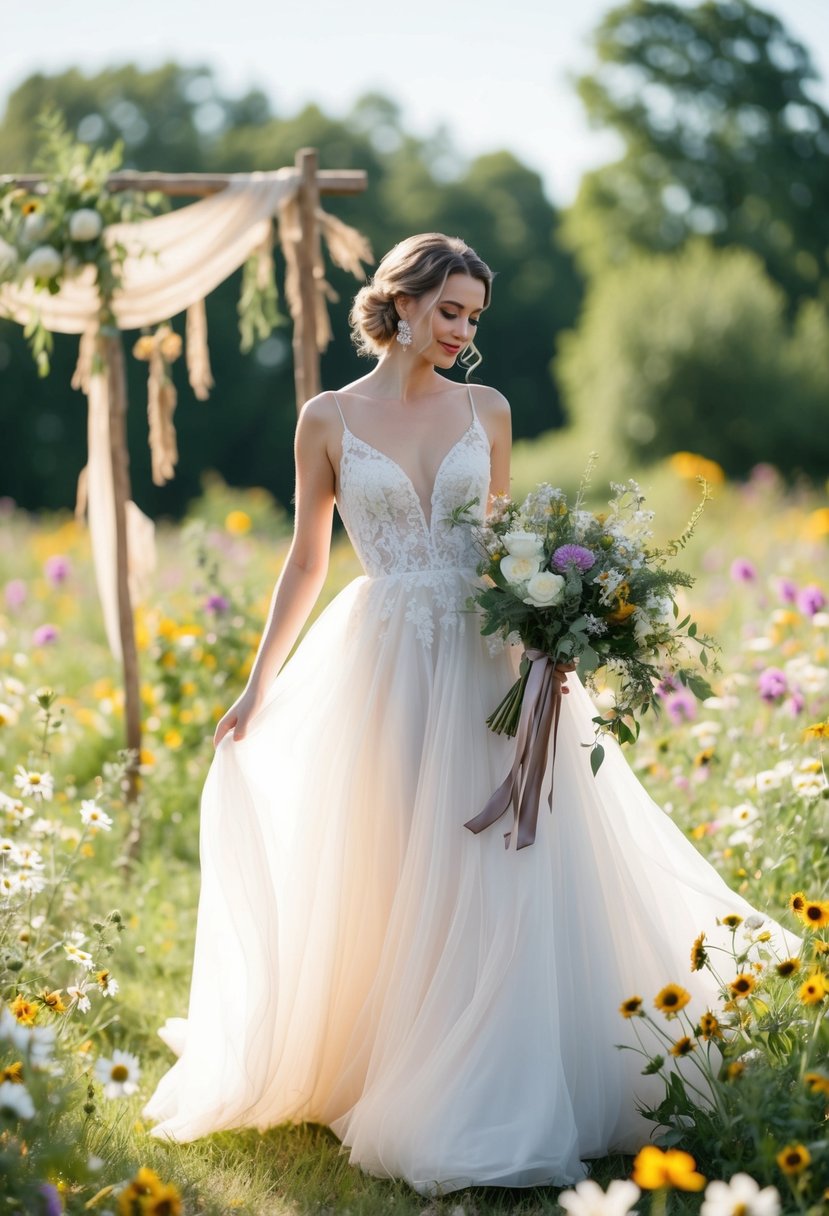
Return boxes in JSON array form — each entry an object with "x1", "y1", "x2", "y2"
[{"x1": 142, "y1": 385, "x2": 795, "y2": 1194}]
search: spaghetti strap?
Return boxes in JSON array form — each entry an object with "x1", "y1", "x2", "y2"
[
  {"x1": 331, "y1": 391, "x2": 348, "y2": 433},
  {"x1": 465, "y1": 383, "x2": 478, "y2": 423}
]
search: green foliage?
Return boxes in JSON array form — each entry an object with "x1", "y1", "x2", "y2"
[
  {"x1": 556, "y1": 239, "x2": 829, "y2": 477},
  {"x1": 563, "y1": 0, "x2": 829, "y2": 308}
]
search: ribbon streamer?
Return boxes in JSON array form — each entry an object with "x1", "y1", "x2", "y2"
[{"x1": 465, "y1": 649, "x2": 564, "y2": 850}]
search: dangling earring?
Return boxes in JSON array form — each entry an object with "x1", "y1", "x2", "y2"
[{"x1": 396, "y1": 318, "x2": 413, "y2": 347}]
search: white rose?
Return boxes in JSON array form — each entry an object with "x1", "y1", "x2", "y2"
[
  {"x1": 523, "y1": 571, "x2": 566, "y2": 607},
  {"x1": 632, "y1": 609, "x2": 652, "y2": 644},
  {"x1": 68, "y1": 208, "x2": 102, "y2": 241},
  {"x1": 24, "y1": 245, "x2": 62, "y2": 281},
  {"x1": 0, "y1": 236, "x2": 18, "y2": 279},
  {"x1": 501, "y1": 554, "x2": 542, "y2": 585},
  {"x1": 22, "y1": 211, "x2": 49, "y2": 242},
  {"x1": 503, "y1": 530, "x2": 545, "y2": 560}
]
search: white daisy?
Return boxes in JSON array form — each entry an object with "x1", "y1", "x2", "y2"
[
  {"x1": 0, "y1": 872, "x2": 21, "y2": 900},
  {"x1": 79, "y1": 801, "x2": 113, "y2": 831},
  {"x1": 67, "y1": 984, "x2": 91, "y2": 1013},
  {"x1": 792, "y1": 771, "x2": 827, "y2": 798},
  {"x1": 0, "y1": 702, "x2": 18, "y2": 727},
  {"x1": 30, "y1": 817, "x2": 58, "y2": 837},
  {"x1": 94, "y1": 1049, "x2": 140, "y2": 1099},
  {"x1": 558, "y1": 1178, "x2": 641, "y2": 1216},
  {"x1": 0, "y1": 1080, "x2": 35, "y2": 1120},
  {"x1": 0, "y1": 1009, "x2": 55, "y2": 1066},
  {"x1": 0, "y1": 837, "x2": 15, "y2": 856},
  {"x1": 11, "y1": 844, "x2": 44, "y2": 870},
  {"x1": 701, "y1": 1173, "x2": 780, "y2": 1216},
  {"x1": 63, "y1": 943, "x2": 94, "y2": 971},
  {"x1": 12, "y1": 766, "x2": 54, "y2": 801},
  {"x1": 16, "y1": 868, "x2": 46, "y2": 895},
  {"x1": 96, "y1": 971, "x2": 119, "y2": 998}
]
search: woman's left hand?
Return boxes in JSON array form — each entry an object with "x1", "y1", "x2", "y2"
[{"x1": 552, "y1": 660, "x2": 577, "y2": 696}]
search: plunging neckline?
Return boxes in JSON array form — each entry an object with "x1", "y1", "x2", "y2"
[{"x1": 340, "y1": 417, "x2": 484, "y2": 534}]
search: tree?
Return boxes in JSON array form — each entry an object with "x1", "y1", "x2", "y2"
[
  {"x1": 555, "y1": 239, "x2": 829, "y2": 478},
  {"x1": 562, "y1": 0, "x2": 829, "y2": 307}
]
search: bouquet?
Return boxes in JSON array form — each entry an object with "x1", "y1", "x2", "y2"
[{"x1": 452, "y1": 459, "x2": 716, "y2": 849}]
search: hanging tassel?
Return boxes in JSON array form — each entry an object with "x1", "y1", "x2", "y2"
[
  {"x1": 185, "y1": 298, "x2": 214, "y2": 401},
  {"x1": 135, "y1": 326, "x2": 180, "y2": 486}
]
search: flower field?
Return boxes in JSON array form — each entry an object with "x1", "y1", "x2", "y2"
[{"x1": 0, "y1": 455, "x2": 827, "y2": 1216}]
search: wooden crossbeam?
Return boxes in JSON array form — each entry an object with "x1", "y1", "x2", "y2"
[{"x1": 3, "y1": 168, "x2": 367, "y2": 197}]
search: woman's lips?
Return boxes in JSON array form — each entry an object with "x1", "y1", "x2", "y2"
[{"x1": 439, "y1": 342, "x2": 460, "y2": 354}]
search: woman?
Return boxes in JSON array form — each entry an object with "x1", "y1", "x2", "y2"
[{"x1": 142, "y1": 234, "x2": 793, "y2": 1194}]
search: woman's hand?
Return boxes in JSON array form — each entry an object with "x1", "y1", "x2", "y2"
[
  {"x1": 552, "y1": 660, "x2": 577, "y2": 696},
  {"x1": 213, "y1": 685, "x2": 266, "y2": 749}
]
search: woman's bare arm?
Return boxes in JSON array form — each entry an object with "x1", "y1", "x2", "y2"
[
  {"x1": 479, "y1": 386, "x2": 512, "y2": 510},
  {"x1": 213, "y1": 395, "x2": 337, "y2": 744}
]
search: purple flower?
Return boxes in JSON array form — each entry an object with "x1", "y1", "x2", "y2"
[
  {"x1": 44, "y1": 554, "x2": 71, "y2": 586},
  {"x1": 551, "y1": 544, "x2": 595, "y2": 573},
  {"x1": 656, "y1": 673, "x2": 679, "y2": 697},
  {"x1": 664, "y1": 688, "x2": 697, "y2": 724},
  {"x1": 5, "y1": 579, "x2": 27, "y2": 609},
  {"x1": 757, "y1": 666, "x2": 787, "y2": 703},
  {"x1": 32, "y1": 623, "x2": 59, "y2": 646},
  {"x1": 797, "y1": 584, "x2": 826, "y2": 617},
  {"x1": 38, "y1": 1183, "x2": 62, "y2": 1216},
  {"x1": 786, "y1": 690, "x2": 805, "y2": 717},
  {"x1": 775, "y1": 577, "x2": 798, "y2": 605},
  {"x1": 204, "y1": 593, "x2": 230, "y2": 615},
  {"x1": 730, "y1": 557, "x2": 757, "y2": 583}
]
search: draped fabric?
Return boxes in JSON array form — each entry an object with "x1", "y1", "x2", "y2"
[{"x1": 0, "y1": 172, "x2": 299, "y2": 661}]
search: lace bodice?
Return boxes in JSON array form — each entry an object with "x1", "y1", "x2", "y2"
[{"x1": 334, "y1": 388, "x2": 491, "y2": 580}]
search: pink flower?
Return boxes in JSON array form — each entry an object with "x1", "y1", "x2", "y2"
[
  {"x1": 5, "y1": 579, "x2": 27, "y2": 609},
  {"x1": 757, "y1": 667, "x2": 787, "y2": 703},
  {"x1": 775, "y1": 577, "x2": 798, "y2": 604},
  {"x1": 32, "y1": 624, "x2": 59, "y2": 646},
  {"x1": 785, "y1": 691, "x2": 805, "y2": 716},
  {"x1": 798, "y1": 584, "x2": 826, "y2": 617},
  {"x1": 204, "y1": 593, "x2": 230, "y2": 615},
  {"x1": 44, "y1": 555, "x2": 71, "y2": 586},
  {"x1": 550, "y1": 544, "x2": 595, "y2": 574},
  {"x1": 664, "y1": 688, "x2": 697, "y2": 723},
  {"x1": 730, "y1": 557, "x2": 757, "y2": 583}
]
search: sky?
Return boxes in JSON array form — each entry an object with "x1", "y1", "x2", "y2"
[{"x1": 2, "y1": 0, "x2": 828, "y2": 206}]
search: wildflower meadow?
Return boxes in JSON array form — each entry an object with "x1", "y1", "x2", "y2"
[{"x1": 1, "y1": 452, "x2": 827, "y2": 1216}]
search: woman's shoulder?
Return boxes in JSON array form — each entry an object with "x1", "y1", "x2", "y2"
[
  {"x1": 467, "y1": 383, "x2": 511, "y2": 417},
  {"x1": 298, "y1": 390, "x2": 344, "y2": 431}
]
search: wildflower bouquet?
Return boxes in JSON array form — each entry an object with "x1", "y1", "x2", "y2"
[{"x1": 454, "y1": 463, "x2": 715, "y2": 847}]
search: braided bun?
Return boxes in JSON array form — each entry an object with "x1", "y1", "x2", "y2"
[{"x1": 349, "y1": 285, "x2": 400, "y2": 357}]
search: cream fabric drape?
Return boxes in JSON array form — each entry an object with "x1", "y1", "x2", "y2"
[{"x1": 0, "y1": 172, "x2": 298, "y2": 661}]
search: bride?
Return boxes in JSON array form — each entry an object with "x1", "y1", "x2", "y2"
[{"x1": 142, "y1": 233, "x2": 793, "y2": 1194}]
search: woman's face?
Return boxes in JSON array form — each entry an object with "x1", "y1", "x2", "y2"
[{"x1": 403, "y1": 272, "x2": 487, "y2": 367}]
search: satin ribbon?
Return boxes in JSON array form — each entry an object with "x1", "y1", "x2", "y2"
[{"x1": 465, "y1": 649, "x2": 563, "y2": 850}]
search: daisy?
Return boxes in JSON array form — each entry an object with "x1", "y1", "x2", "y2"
[
  {"x1": 95, "y1": 970, "x2": 119, "y2": 997},
  {"x1": 13, "y1": 765, "x2": 54, "y2": 801},
  {"x1": 66, "y1": 984, "x2": 91, "y2": 1013},
  {"x1": 63, "y1": 943, "x2": 94, "y2": 971},
  {"x1": 94, "y1": 1048, "x2": 140, "y2": 1098},
  {"x1": 701, "y1": 1172, "x2": 780, "y2": 1216},
  {"x1": 0, "y1": 1079, "x2": 35, "y2": 1120},
  {"x1": 79, "y1": 800, "x2": 113, "y2": 831},
  {"x1": 558, "y1": 1178, "x2": 641, "y2": 1216}
]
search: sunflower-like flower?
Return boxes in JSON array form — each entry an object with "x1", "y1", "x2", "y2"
[
  {"x1": 690, "y1": 932, "x2": 708, "y2": 972},
  {"x1": 798, "y1": 972, "x2": 827, "y2": 1005},
  {"x1": 788, "y1": 892, "x2": 806, "y2": 917},
  {"x1": 698, "y1": 1011, "x2": 723, "y2": 1041},
  {"x1": 40, "y1": 989, "x2": 67, "y2": 1014},
  {"x1": 632, "y1": 1145, "x2": 706, "y2": 1191},
  {"x1": 801, "y1": 900, "x2": 829, "y2": 929},
  {"x1": 719, "y1": 914, "x2": 743, "y2": 929},
  {"x1": 619, "y1": 995, "x2": 643, "y2": 1019},
  {"x1": 728, "y1": 973, "x2": 756, "y2": 1000},
  {"x1": 725, "y1": 1060, "x2": 745, "y2": 1080},
  {"x1": 654, "y1": 983, "x2": 691, "y2": 1018},
  {"x1": 813, "y1": 939, "x2": 829, "y2": 957},
  {"x1": 803, "y1": 1071, "x2": 829, "y2": 1097},
  {"x1": 9, "y1": 994, "x2": 37, "y2": 1025},
  {"x1": 116, "y1": 1165, "x2": 182, "y2": 1216},
  {"x1": 670, "y1": 1036, "x2": 696, "y2": 1057},
  {"x1": 775, "y1": 1144, "x2": 810, "y2": 1176},
  {"x1": 775, "y1": 958, "x2": 800, "y2": 978}
]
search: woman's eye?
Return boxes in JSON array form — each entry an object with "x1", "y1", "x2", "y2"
[{"x1": 440, "y1": 310, "x2": 480, "y2": 326}]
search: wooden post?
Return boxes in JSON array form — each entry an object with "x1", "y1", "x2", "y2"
[
  {"x1": 104, "y1": 332, "x2": 143, "y2": 855},
  {"x1": 292, "y1": 148, "x2": 322, "y2": 412}
]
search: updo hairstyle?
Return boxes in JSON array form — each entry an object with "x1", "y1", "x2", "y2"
[{"x1": 349, "y1": 233, "x2": 493, "y2": 372}]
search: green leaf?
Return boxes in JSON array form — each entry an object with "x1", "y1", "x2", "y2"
[{"x1": 590, "y1": 744, "x2": 605, "y2": 776}]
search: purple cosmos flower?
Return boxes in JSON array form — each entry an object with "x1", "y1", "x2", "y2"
[
  {"x1": 5, "y1": 579, "x2": 27, "y2": 609},
  {"x1": 32, "y1": 623, "x2": 59, "y2": 646},
  {"x1": 786, "y1": 690, "x2": 805, "y2": 717},
  {"x1": 664, "y1": 687, "x2": 697, "y2": 724},
  {"x1": 775, "y1": 577, "x2": 798, "y2": 605},
  {"x1": 205, "y1": 593, "x2": 230, "y2": 615},
  {"x1": 797, "y1": 584, "x2": 826, "y2": 617},
  {"x1": 730, "y1": 557, "x2": 757, "y2": 583},
  {"x1": 551, "y1": 544, "x2": 595, "y2": 573},
  {"x1": 757, "y1": 666, "x2": 787, "y2": 703},
  {"x1": 38, "y1": 1183, "x2": 62, "y2": 1216},
  {"x1": 44, "y1": 554, "x2": 71, "y2": 586}
]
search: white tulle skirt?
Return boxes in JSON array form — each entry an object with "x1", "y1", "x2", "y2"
[{"x1": 142, "y1": 569, "x2": 796, "y2": 1194}]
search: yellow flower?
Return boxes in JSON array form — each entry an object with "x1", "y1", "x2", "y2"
[
  {"x1": 725, "y1": 1060, "x2": 745, "y2": 1080},
  {"x1": 164, "y1": 728, "x2": 183, "y2": 749},
  {"x1": 804, "y1": 507, "x2": 829, "y2": 540},
  {"x1": 9, "y1": 994, "x2": 37, "y2": 1025},
  {"x1": 619, "y1": 996, "x2": 643, "y2": 1018},
  {"x1": 775, "y1": 958, "x2": 801, "y2": 977},
  {"x1": 22, "y1": 198, "x2": 42, "y2": 215},
  {"x1": 728, "y1": 973, "x2": 756, "y2": 1000},
  {"x1": 803, "y1": 1071, "x2": 829, "y2": 1097},
  {"x1": 40, "y1": 988, "x2": 67, "y2": 1013},
  {"x1": 116, "y1": 1166, "x2": 183, "y2": 1216},
  {"x1": 788, "y1": 891, "x2": 806, "y2": 917},
  {"x1": 670, "y1": 1036, "x2": 696, "y2": 1057},
  {"x1": 720, "y1": 914, "x2": 743, "y2": 929},
  {"x1": 225, "y1": 510, "x2": 252, "y2": 536},
  {"x1": 668, "y1": 451, "x2": 725, "y2": 486},
  {"x1": 776, "y1": 1144, "x2": 811, "y2": 1175},
  {"x1": 803, "y1": 721, "x2": 829, "y2": 740},
  {"x1": 632, "y1": 1145, "x2": 706, "y2": 1191},
  {"x1": 698, "y1": 1011, "x2": 723, "y2": 1041},
  {"x1": 800, "y1": 900, "x2": 829, "y2": 929},
  {"x1": 690, "y1": 932, "x2": 708, "y2": 972},
  {"x1": 1, "y1": 1061, "x2": 23, "y2": 1083},
  {"x1": 798, "y1": 972, "x2": 827, "y2": 1005},
  {"x1": 653, "y1": 983, "x2": 691, "y2": 1017},
  {"x1": 812, "y1": 939, "x2": 829, "y2": 957}
]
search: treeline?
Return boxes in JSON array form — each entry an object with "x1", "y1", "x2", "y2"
[{"x1": 1, "y1": 0, "x2": 827, "y2": 518}]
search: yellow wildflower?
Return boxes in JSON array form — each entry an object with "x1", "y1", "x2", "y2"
[
  {"x1": 619, "y1": 996, "x2": 643, "y2": 1019},
  {"x1": 632, "y1": 1145, "x2": 706, "y2": 1191},
  {"x1": 775, "y1": 958, "x2": 800, "y2": 978},
  {"x1": 728, "y1": 973, "x2": 756, "y2": 1000},
  {"x1": 670, "y1": 1036, "x2": 696, "y2": 1057},
  {"x1": 653, "y1": 984, "x2": 691, "y2": 1018},
  {"x1": 800, "y1": 900, "x2": 829, "y2": 929},
  {"x1": 698, "y1": 1011, "x2": 723, "y2": 1041},
  {"x1": 690, "y1": 932, "x2": 708, "y2": 972},
  {"x1": 9, "y1": 994, "x2": 37, "y2": 1025},
  {"x1": 776, "y1": 1144, "x2": 811, "y2": 1175},
  {"x1": 225, "y1": 510, "x2": 252, "y2": 536},
  {"x1": 803, "y1": 1071, "x2": 829, "y2": 1097},
  {"x1": 40, "y1": 989, "x2": 67, "y2": 1013},
  {"x1": 798, "y1": 972, "x2": 827, "y2": 1005}
]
